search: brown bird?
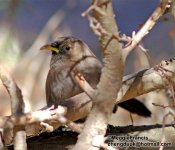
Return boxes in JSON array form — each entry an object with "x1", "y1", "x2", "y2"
[{"x1": 40, "y1": 36, "x2": 151, "y2": 117}]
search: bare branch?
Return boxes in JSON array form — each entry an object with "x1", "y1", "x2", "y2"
[
  {"x1": 74, "y1": 0, "x2": 124, "y2": 149},
  {"x1": 0, "y1": 70, "x2": 82, "y2": 145},
  {"x1": 117, "y1": 58, "x2": 175, "y2": 103},
  {"x1": 122, "y1": 0, "x2": 170, "y2": 60},
  {"x1": 82, "y1": 0, "x2": 106, "y2": 17},
  {"x1": 152, "y1": 103, "x2": 175, "y2": 108},
  {"x1": 13, "y1": 127, "x2": 26, "y2": 150},
  {"x1": 40, "y1": 122, "x2": 54, "y2": 132},
  {"x1": 0, "y1": 58, "x2": 175, "y2": 143},
  {"x1": 57, "y1": 116, "x2": 82, "y2": 133},
  {"x1": 71, "y1": 69, "x2": 94, "y2": 98},
  {"x1": 0, "y1": 68, "x2": 27, "y2": 149},
  {"x1": 0, "y1": 69, "x2": 25, "y2": 114},
  {"x1": 0, "y1": 105, "x2": 65, "y2": 129}
]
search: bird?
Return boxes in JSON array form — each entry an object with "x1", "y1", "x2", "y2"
[{"x1": 40, "y1": 36, "x2": 151, "y2": 117}]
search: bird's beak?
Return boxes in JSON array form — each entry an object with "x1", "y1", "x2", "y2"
[{"x1": 40, "y1": 44, "x2": 59, "y2": 53}]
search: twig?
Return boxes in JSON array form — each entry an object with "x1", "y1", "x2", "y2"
[
  {"x1": 152, "y1": 102, "x2": 175, "y2": 108},
  {"x1": 71, "y1": 69, "x2": 94, "y2": 99},
  {"x1": 162, "y1": 111, "x2": 175, "y2": 133},
  {"x1": 119, "y1": 33, "x2": 132, "y2": 47},
  {"x1": 122, "y1": 0, "x2": 170, "y2": 60},
  {"x1": 87, "y1": 15, "x2": 108, "y2": 37},
  {"x1": 129, "y1": 113, "x2": 134, "y2": 125},
  {"x1": 0, "y1": 104, "x2": 82, "y2": 141},
  {"x1": 40, "y1": 122, "x2": 54, "y2": 132},
  {"x1": 49, "y1": 105, "x2": 83, "y2": 133},
  {"x1": 0, "y1": 105, "x2": 64, "y2": 128},
  {"x1": 83, "y1": 0, "x2": 169, "y2": 60},
  {"x1": 82, "y1": 0, "x2": 106, "y2": 17},
  {"x1": 57, "y1": 116, "x2": 82, "y2": 133}
]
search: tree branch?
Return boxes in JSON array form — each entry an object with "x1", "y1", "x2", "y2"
[
  {"x1": 73, "y1": 0, "x2": 124, "y2": 149},
  {"x1": 1, "y1": 58, "x2": 175, "y2": 145},
  {"x1": 0, "y1": 68, "x2": 26, "y2": 149},
  {"x1": 122, "y1": 0, "x2": 170, "y2": 60},
  {"x1": 117, "y1": 58, "x2": 175, "y2": 103}
]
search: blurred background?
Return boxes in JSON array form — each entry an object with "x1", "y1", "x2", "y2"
[{"x1": 0, "y1": 0, "x2": 174, "y2": 126}]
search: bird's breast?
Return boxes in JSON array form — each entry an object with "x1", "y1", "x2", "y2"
[{"x1": 46, "y1": 67, "x2": 82, "y2": 105}]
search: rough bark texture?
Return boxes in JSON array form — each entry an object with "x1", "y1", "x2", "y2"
[{"x1": 73, "y1": 0, "x2": 124, "y2": 149}]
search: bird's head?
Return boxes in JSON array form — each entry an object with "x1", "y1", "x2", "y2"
[{"x1": 40, "y1": 36, "x2": 93, "y2": 62}]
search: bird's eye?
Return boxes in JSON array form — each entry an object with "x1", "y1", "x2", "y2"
[
  {"x1": 65, "y1": 46, "x2": 70, "y2": 51},
  {"x1": 59, "y1": 45, "x2": 70, "y2": 55}
]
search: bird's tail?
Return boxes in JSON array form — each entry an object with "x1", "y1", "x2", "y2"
[{"x1": 114, "y1": 98, "x2": 151, "y2": 117}]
